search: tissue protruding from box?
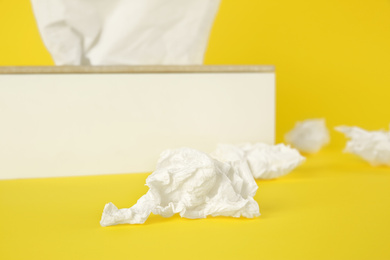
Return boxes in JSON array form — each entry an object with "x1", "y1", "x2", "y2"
[
  {"x1": 100, "y1": 148, "x2": 260, "y2": 226},
  {"x1": 30, "y1": 0, "x2": 221, "y2": 65}
]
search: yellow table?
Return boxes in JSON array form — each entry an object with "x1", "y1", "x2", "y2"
[{"x1": 1, "y1": 149, "x2": 389, "y2": 260}]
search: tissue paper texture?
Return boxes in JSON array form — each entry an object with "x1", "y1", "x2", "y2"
[
  {"x1": 31, "y1": 0, "x2": 220, "y2": 65},
  {"x1": 212, "y1": 143, "x2": 305, "y2": 179},
  {"x1": 100, "y1": 148, "x2": 260, "y2": 226},
  {"x1": 285, "y1": 119, "x2": 330, "y2": 153},
  {"x1": 335, "y1": 125, "x2": 390, "y2": 166}
]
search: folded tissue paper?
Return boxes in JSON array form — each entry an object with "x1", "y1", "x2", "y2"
[
  {"x1": 100, "y1": 148, "x2": 260, "y2": 226},
  {"x1": 30, "y1": 0, "x2": 221, "y2": 65},
  {"x1": 335, "y1": 125, "x2": 390, "y2": 166},
  {"x1": 212, "y1": 143, "x2": 305, "y2": 179},
  {"x1": 285, "y1": 119, "x2": 330, "y2": 153}
]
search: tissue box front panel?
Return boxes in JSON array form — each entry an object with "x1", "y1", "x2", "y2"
[{"x1": 0, "y1": 69, "x2": 274, "y2": 179}]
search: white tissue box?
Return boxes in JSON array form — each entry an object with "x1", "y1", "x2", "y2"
[{"x1": 0, "y1": 65, "x2": 275, "y2": 179}]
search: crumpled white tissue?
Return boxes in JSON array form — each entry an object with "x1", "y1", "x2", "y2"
[
  {"x1": 285, "y1": 119, "x2": 330, "y2": 153},
  {"x1": 30, "y1": 0, "x2": 220, "y2": 65},
  {"x1": 335, "y1": 125, "x2": 390, "y2": 166},
  {"x1": 212, "y1": 143, "x2": 305, "y2": 179},
  {"x1": 100, "y1": 148, "x2": 260, "y2": 226}
]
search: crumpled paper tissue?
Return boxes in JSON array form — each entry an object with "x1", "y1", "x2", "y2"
[
  {"x1": 212, "y1": 143, "x2": 305, "y2": 179},
  {"x1": 100, "y1": 148, "x2": 260, "y2": 226},
  {"x1": 335, "y1": 125, "x2": 390, "y2": 166},
  {"x1": 30, "y1": 0, "x2": 221, "y2": 65},
  {"x1": 285, "y1": 119, "x2": 330, "y2": 153}
]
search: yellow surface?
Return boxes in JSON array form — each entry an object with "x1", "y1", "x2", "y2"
[
  {"x1": 1, "y1": 149, "x2": 390, "y2": 260},
  {"x1": 1, "y1": 0, "x2": 390, "y2": 146}
]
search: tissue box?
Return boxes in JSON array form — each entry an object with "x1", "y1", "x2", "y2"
[{"x1": 0, "y1": 65, "x2": 275, "y2": 179}]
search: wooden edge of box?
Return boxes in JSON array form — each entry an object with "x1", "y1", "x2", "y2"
[{"x1": 0, "y1": 65, "x2": 275, "y2": 74}]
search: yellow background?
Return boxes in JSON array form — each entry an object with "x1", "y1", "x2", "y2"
[
  {"x1": 1, "y1": 0, "x2": 390, "y2": 146},
  {"x1": 1, "y1": 1, "x2": 390, "y2": 259}
]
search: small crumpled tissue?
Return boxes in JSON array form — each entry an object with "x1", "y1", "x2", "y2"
[
  {"x1": 100, "y1": 148, "x2": 260, "y2": 226},
  {"x1": 212, "y1": 143, "x2": 305, "y2": 179},
  {"x1": 285, "y1": 119, "x2": 330, "y2": 153},
  {"x1": 335, "y1": 125, "x2": 390, "y2": 166}
]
